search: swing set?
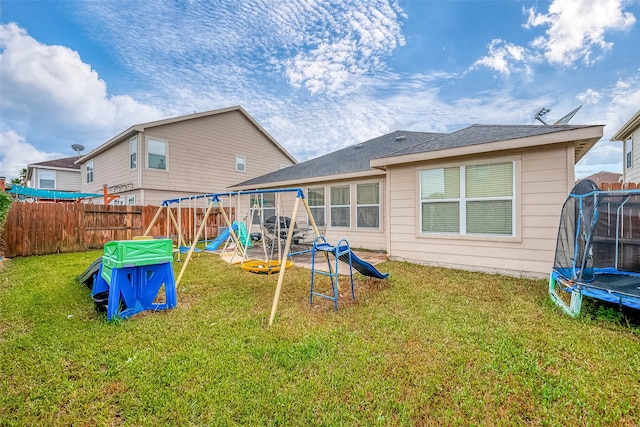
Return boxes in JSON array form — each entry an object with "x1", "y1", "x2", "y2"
[{"x1": 144, "y1": 188, "x2": 324, "y2": 325}]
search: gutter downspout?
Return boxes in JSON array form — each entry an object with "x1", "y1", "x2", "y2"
[
  {"x1": 623, "y1": 137, "x2": 629, "y2": 184},
  {"x1": 384, "y1": 167, "x2": 391, "y2": 255}
]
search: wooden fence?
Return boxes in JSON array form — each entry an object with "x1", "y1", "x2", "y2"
[
  {"x1": 1, "y1": 203, "x2": 234, "y2": 258},
  {"x1": 599, "y1": 182, "x2": 639, "y2": 191}
]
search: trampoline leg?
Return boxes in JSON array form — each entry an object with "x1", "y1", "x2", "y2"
[
  {"x1": 568, "y1": 290, "x2": 583, "y2": 317},
  {"x1": 548, "y1": 273, "x2": 582, "y2": 318}
]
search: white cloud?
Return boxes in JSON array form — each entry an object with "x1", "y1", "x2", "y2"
[
  {"x1": 471, "y1": 39, "x2": 532, "y2": 76},
  {"x1": 577, "y1": 89, "x2": 602, "y2": 105},
  {"x1": 281, "y1": 2, "x2": 405, "y2": 94},
  {"x1": 524, "y1": 0, "x2": 636, "y2": 66},
  {"x1": 0, "y1": 23, "x2": 163, "y2": 152},
  {"x1": 3, "y1": 0, "x2": 637, "y2": 183},
  {"x1": 575, "y1": 76, "x2": 640, "y2": 178},
  {"x1": 76, "y1": 1, "x2": 406, "y2": 97},
  {"x1": 0, "y1": 131, "x2": 64, "y2": 180}
]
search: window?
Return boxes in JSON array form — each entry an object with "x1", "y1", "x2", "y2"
[
  {"x1": 250, "y1": 193, "x2": 276, "y2": 224},
  {"x1": 236, "y1": 156, "x2": 246, "y2": 172},
  {"x1": 307, "y1": 188, "x2": 325, "y2": 227},
  {"x1": 39, "y1": 170, "x2": 55, "y2": 189},
  {"x1": 330, "y1": 185, "x2": 350, "y2": 227},
  {"x1": 357, "y1": 183, "x2": 380, "y2": 228},
  {"x1": 129, "y1": 137, "x2": 137, "y2": 169},
  {"x1": 420, "y1": 162, "x2": 514, "y2": 236},
  {"x1": 626, "y1": 139, "x2": 633, "y2": 169},
  {"x1": 86, "y1": 161, "x2": 94, "y2": 184},
  {"x1": 147, "y1": 138, "x2": 167, "y2": 170},
  {"x1": 127, "y1": 195, "x2": 136, "y2": 206}
]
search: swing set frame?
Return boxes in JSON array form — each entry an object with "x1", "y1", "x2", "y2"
[{"x1": 144, "y1": 188, "x2": 324, "y2": 325}]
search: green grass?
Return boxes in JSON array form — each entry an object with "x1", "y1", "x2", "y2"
[{"x1": 1, "y1": 251, "x2": 639, "y2": 426}]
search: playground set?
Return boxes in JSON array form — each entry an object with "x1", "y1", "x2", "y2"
[
  {"x1": 78, "y1": 187, "x2": 389, "y2": 324},
  {"x1": 549, "y1": 179, "x2": 640, "y2": 316}
]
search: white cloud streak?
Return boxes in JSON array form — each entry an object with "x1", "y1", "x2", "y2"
[{"x1": 77, "y1": 0, "x2": 405, "y2": 97}]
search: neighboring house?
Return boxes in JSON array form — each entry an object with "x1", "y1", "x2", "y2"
[
  {"x1": 233, "y1": 124, "x2": 603, "y2": 277},
  {"x1": 611, "y1": 109, "x2": 640, "y2": 183},
  {"x1": 77, "y1": 106, "x2": 297, "y2": 206},
  {"x1": 581, "y1": 171, "x2": 622, "y2": 188},
  {"x1": 26, "y1": 156, "x2": 82, "y2": 191}
]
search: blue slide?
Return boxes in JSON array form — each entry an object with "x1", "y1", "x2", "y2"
[
  {"x1": 315, "y1": 241, "x2": 388, "y2": 279},
  {"x1": 339, "y1": 250, "x2": 389, "y2": 279},
  {"x1": 205, "y1": 222, "x2": 251, "y2": 251},
  {"x1": 205, "y1": 224, "x2": 236, "y2": 251}
]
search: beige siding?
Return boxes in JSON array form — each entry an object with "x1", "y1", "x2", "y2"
[
  {"x1": 626, "y1": 128, "x2": 640, "y2": 182},
  {"x1": 140, "y1": 111, "x2": 294, "y2": 200},
  {"x1": 387, "y1": 146, "x2": 573, "y2": 277},
  {"x1": 55, "y1": 169, "x2": 81, "y2": 191},
  {"x1": 80, "y1": 110, "x2": 295, "y2": 205},
  {"x1": 81, "y1": 137, "x2": 137, "y2": 194},
  {"x1": 140, "y1": 190, "x2": 218, "y2": 207}
]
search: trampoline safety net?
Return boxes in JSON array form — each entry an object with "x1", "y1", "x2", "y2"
[{"x1": 554, "y1": 179, "x2": 640, "y2": 280}]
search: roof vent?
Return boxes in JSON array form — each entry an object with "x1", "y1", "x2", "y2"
[
  {"x1": 354, "y1": 143, "x2": 364, "y2": 149},
  {"x1": 395, "y1": 135, "x2": 406, "y2": 141}
]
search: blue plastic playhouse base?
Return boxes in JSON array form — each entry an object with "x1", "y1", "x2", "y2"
[{"x1": 92, "y1": 262, "x2": 177, "y2": 320}]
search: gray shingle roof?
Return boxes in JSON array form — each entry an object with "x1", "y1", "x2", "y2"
[
  {"x1": 234, "y1": 124, "x2": 600, "y2": 188},
  {"x1": 234, "y1": 130, "x2": 444, "y2": 187},
  {"x1": 30, "y1": 156, "x2": 81, "y2": 170},
  {"x1": 378, "y1": 125, "x2": 591, "y2": 158},
  {"x1": 382, "y1": 124, "x2": 595, "y2": 158}
]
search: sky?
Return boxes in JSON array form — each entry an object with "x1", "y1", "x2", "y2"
[{"x1": 1, "y1": 0, "x2": 639, "y2": 181}]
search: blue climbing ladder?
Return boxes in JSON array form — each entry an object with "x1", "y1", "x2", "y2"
[{"x1": 310, "y1": 237, "x2": 355, "y2": 310}]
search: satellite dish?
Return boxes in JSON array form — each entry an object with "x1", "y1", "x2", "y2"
[
  {"x1": 553, "y1": 105, "x2": 582, "y2": 125},
  {"x1": 534, "y1": 105, "x2": 583, "y2": 126},
  {"x1": 71, "y1": 144, "x2": 85, "y2": 155}
]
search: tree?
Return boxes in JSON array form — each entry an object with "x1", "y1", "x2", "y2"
[{"x1": 10, "y1": 168, "x2": 27, "y2": 186}]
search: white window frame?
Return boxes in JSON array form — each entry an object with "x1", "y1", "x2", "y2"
[
  {"x1": 307, "y1": 187, "x2": 325, "y2": 227},
  {"x1": 236, "y1": 155, "x2": 246, "y2": 172},
  {"x1": 127, "y1": 195, "x2": 136, "y2": 206},
  {"x1": 147, "y1": 138, "x2": 167, "y2": 170},
  {"x1": 129, "y1": 137, "x2": 138, "y2": 170},
  {"x1": 356, "y1": 182, "x2": 380, "y2": 229},
  {"x1": 86, "y1": 161, "x2": 94, "y2": 184},
  {"x1": 330, "y1": 185, "x2": 350, "y2": 228},
  {"x1": 626, "y1": 139, "x2": 633, "y2": 169},
  {"x1": 420, "y1": 162, "x2": 515, "y2": 237},
  {"x1": 39, "y1": 170, "x2": 56, "y2": 189}
]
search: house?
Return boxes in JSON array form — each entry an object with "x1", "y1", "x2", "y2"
[
  {"x1": 233, "y1": 124, "x2": 603, "y2": 277},
  {"x1": 581, "y1": 171, "x2": 622, "y2": 188},
  {"x1": 26, "y1": 156, "x2": 82, "y2": 191},
  {"x1": 77, "y1": 106, "x2": 297, "y2": 206},
  {"x1": 231, "y1": 131, "x2": 444, "y2": 250},
  {"x1": 611, "y1": 109, "x2": 640, "y2": 183}
]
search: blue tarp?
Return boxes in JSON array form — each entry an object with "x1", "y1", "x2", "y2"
[{"x1": 7, "y1": 185, "x2": 102, "y2": 200}]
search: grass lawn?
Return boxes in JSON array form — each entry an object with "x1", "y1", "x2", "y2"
[{"x1": 1, "y1": 251, "x2": 639, "y2": 426}]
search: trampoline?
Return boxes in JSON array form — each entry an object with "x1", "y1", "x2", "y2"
[{"x1": 549, "y1": 179, "x2": 640, "y2": 316}]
